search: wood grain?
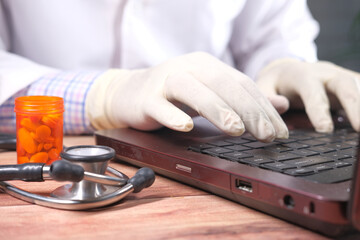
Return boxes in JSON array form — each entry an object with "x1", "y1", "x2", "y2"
[{"x1": 0, "y1": 136, "x2": 339, "y2": 239}]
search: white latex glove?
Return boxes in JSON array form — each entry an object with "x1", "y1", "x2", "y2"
[
  {"x1": 86, "y1": 52, "x2": 288, "y2": 142},
  {"x1": 256, "y1": 58, "x2": 360, "y2": 132}
]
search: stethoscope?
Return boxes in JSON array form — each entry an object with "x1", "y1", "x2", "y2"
[{"x1": 0, "y1": 135, "x2": 155, "y2": 210}]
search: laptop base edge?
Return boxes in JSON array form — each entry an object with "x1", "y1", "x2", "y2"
[{"x1": 117, "y1": 153, "x2": 353, "y2": 237}]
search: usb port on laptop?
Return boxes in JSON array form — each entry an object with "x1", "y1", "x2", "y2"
[{"x1": 235, "y1": 179, "x2": 253, "y2": 193}]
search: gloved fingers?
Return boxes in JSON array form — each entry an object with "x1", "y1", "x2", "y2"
[
  {"x1": 266, "y1": 95, "x2": 290, "y2": 114},
  {"x1": 144, "y1": 97, "x2": 194, "y2": 132},
  {"x1": 326, "y1": 75, "x2": 360, "y2": 131},
  {"x1": 296, "y1": 80, "x2": 334, "y2": 132},
  {"x1": 179, "y1": 52, "x2": 287, "y2": 140},
  {"x1": 237, "y1": 79, "x2": 288, "y2": 139},
  {"x1": 199, "y1": 79, "x2": 277, "y2": 141},
  {"x1": 219, "y1": 86, "x2": 277, "y2": 142},
  {"x1": 256, "y1": 74, "x2": 290, "y2": 115},
  {"x1": 197, "y1": 70, "x2": 287, "y2": 141},
  {"x1": 165, "y1": 73, "x2": 245, "y2": 136}
]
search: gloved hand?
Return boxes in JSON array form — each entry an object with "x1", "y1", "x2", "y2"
[
  {"x1": 85, "y1": 52, "x2": 288, "y2": 142},
  {"x1": 256, "y1": 58, "x2": 360, "y2": 132}
]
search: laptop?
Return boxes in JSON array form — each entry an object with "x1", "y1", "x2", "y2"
[{"x1": 95, "y1": 111, "x2": 360, "y2": 237}]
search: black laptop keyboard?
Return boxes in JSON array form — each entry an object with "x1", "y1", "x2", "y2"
[{"x1": 188, "y1": 128, "x2": 358, "y2": 184}]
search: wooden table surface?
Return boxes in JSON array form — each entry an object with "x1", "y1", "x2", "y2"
[{"x1": 0, "y1": 136, "x2": 355, "y2": 240}]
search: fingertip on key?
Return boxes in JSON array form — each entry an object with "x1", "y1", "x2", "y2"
[
  {"x1": 223, "y1": 113, "x2": 245, "y2": 136},
  {"x1": 264, "y1": 124, "x2": 278, "y2": 142},
  {"x1": 276, "y1": 126, "x2": 289, "y2": 139},
  {"x1": 314, "y1": 121, "x2": 334, "y2": 133},
  {"x1": 226, "y1": 123, "x2": 245, "y2": 137},
  {"x1": 175, "y1": 118, "x2": 194, "y2": 132},
  {"x1": 253, "y1": 119, "x2": 277, "y2": 143}
]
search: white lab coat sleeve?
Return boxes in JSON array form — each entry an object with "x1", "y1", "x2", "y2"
[
  {"x1": 0, "y1": 2, "x2": 58, "y2": 105},
  {"x1": 229, "y1": 0, "x2": 319, "y2": 79},
  {"x1": 0, "y1": 51, "x2": 59, "y2": 104}
]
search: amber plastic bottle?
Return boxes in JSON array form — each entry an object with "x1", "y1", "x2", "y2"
[{"x1": 14, "y1": 96, "x2": 64, "y2": 164}]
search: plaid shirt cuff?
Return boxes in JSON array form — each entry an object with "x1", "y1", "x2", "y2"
[{"x1": 0, "y1": 71, "x2": 102, "y2": 134}]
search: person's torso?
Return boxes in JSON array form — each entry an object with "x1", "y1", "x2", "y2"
[{"x1": 3, "y1": 0, "x2": 246, "y2": 70}]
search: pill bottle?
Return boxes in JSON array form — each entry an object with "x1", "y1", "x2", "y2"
[{"x1": 14, "y1": 96, "x2": 64, "y2": 164}]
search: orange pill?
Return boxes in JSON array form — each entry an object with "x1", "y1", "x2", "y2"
[
  {"x1": 44, "y1": 143, "x2": 53, "y2": 150},
  {"x1": 36, "y1": 125, "x2": 51, "y2": 140},
  {"x1": 44, "y1": 136, "x2": 55, "y2": 143},
  {"x1": 30, "y1": 152, "x2": 48, "y2": 163},
  {"x1": 20, "y1": 118, "x2": 38, "y2": 132},
  {"x1": 37, "y1": 143, "x2": 44, "y2": 152},
  {"x1": 18, "y1": 128, "x2": 36, "y2": 154},
  {"x1": 48, "y1": 148, "x2": 60, "y2": 160},
  {"x1": 30, "y1": 115, "x2": 42, "y2": 124},
  {"x1": 41, "y1": 116, "x2": 58, "y2": 129},
  {"x1": 30, "y1": 132, "x2": 41, "y2": 143}
]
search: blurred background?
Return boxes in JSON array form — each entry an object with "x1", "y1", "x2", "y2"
[{"x1": 308, "y1": 0, "x2": 360, "y2": 71}]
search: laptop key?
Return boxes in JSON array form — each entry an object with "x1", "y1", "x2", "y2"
[
  {"x1": 292, "y1": 149, "x2": 320, "y2": 157},
  {"x1": 342, "y1": 132, "x2": 358, "y2": 140},
  {"x1": 208, "y1": 140, "x2": 234, "y2": 147},
  {"x1": 274, "y1": 138, "x2": 297, "y2": 143},
  {"x1": 221, "y1": 151, "x2": 253, "y2": 161},
  {"x1": 299, "y1": 139, "x2": 326, "y2": 146},
  {"x1": 321, "y1": 151, "x2": 353, "y2": 160},
  {"x1": 282, "y1": 156, "x2": 333, "y2": 168},
  {"x1": 282, "y1": 142, "x2": 310, "y2": 149},
  {"x1": 302, "y1": 166, "x2": 353, "y2": 183},
  {"x1": 224, "y1": 138, "x2": 251, "y2": 144},
  {"x1": 188, "y1": 143, "x2": 214, "y2": 152},
  {"x1": 242, "y1": 149, "x2": 287, "y2": 161},
  {"x1": 262, "y1": 162, "x2": 295, "y2": 171},
  {"x1": 242, "y1": 149, "x2": 299, "y2": 161},
  {"x1": 263, "y1": 145, "x2": 293, "y2": 153},
  {"x1": 269, "y1": 152, "x2": 300, "y2": 161},
  {"x1": 225, "y1": 145, "x2": 251, "y2": 151},
  {"x1": 344, "y1": 140, "x2": 358, "y2": 146},
  {"x1": 337, "y1": 149, "x2": 356, "y2": 158},
  {"x1": 241, "y1": 135, "x2": 256, "y2": 141},
  {"x1": 285, "y1": 168, "x2": 315, "y2": 176},
  {"x1": 325, "y1": 143, "x2": 352, "y2": 150},
  {"x1": 243, "y1": 141, "x2": 277, "y2": 149},
  {"x1": 308, "y1": 146, "x2": 336, "y2": 153},
  {"x1": 240, "y1": 157, "x2": 274, "y2": 166},
  {"x1": 309, "y1": 164, "x2": 333, "y2": 172},
  {"x1": 343, "y1": 158, "x2": 356, "y2": 165},
  {"x1": 325, "y1": 161, "x2": 352, "y2": 168},
  {"x1": 302, "y1": 132, "x2": 328, "y2": 138},
  {"x1": 243, "y1": 149, "x2": 273, "y2": 156},
  {"x1": 316, "y1": 136, "x2": 342, "y2": 143},
  {"x1": 290, "y1": 134, "x2": 313, "y2": 141},
  {"x1": 203, "y1": 147, "x2": 233, "y2": 156}
]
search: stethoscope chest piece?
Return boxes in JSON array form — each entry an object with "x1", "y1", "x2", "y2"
[
  {"x1": 0, "y1": 145, "x2": 155, "y2": 210},
  {"x1": 51, "y1": 145, "x2": 128, "y2": 201}
]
